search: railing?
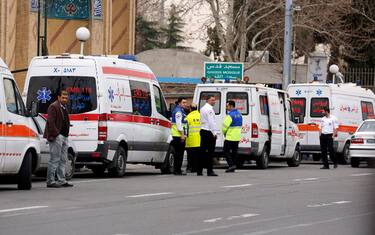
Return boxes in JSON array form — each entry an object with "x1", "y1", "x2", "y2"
[{"x1": 343, "y1": 67, "x2": 375, "y2": 91}]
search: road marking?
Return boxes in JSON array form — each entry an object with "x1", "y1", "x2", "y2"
[
  {"x1": 0, "y1": 206, "x2": 48, "y2": 213},
  {"x1": 126, "y1": 192, "x2": 174, "y2": 198},
  {"x1": 204, "y1": 218, "x2": 222, "y2": 223},
  {"x1": 243, "y1": 211, "x2": 375, "y2": 235},
  {"x1": 350, "y1": 173, "x2": 373, "y2": 177},
  {"x1": 73, "y1": 179, "x2": 111, "y2": 184},
  {"x1": 293, "y1": 177, "x2": 319, "y2": 182},
  {"x1": 307, "y1": 200, "x2": 351, "y2": 208},
  {"x1": 221, "y1": 184, "x2": 253, "y2": 188}
]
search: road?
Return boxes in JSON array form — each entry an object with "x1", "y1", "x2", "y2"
[{"x1": 0, "y1": 162, "x2": 375, "y2": 235}]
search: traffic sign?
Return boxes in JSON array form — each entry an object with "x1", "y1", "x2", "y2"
[{"x1": 204, "y1": 62, "x2": 244, "y2": 80}]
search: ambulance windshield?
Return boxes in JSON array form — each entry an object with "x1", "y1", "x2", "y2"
[{"x1": 26, "y1": 76, "x2": 97, "y2": 114}]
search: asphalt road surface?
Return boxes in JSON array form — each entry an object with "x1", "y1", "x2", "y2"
[{"x1": 1, "y1": 162, "x2": 375, "y2": 235}]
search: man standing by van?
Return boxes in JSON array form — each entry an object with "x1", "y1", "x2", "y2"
[
  {"x1": 171, "y1": 97, "x2": 188, "y2": 175},
  {"x1": 319, "y1": 107, "x2": 339, "y2": 169},
  {"x1": 44, "y1": 90, "x2": 73, "y2": 188},
  {"x1": 185, "y1": 104, "x2": 200, "y2": 174},
  {"x1": 200, "y1": 95, "x2": 219, "y2": 176},
  {"x1": 222, "y1": 100, "x2": 243, "y2": 173}
]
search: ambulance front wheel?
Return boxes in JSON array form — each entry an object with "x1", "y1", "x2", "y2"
[
  {"x1": 160, "y1": 145, "x2": 175, "y2": 174},
  {"x1": 108, "y1": 146, "x2": 127, "y2": 177},
  {"x1": 18, "y1": 151, "x2": 32, "y2": 190},
  {"x1": 256, "y1": 145, "x2": 269, "y2": 169},
  {"x1": 287, "y1": 147, "x2": 301, "y2": 167}
]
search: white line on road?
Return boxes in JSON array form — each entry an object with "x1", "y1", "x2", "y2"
[
  {"x1": 126, "y1": 192, "x2": 174, "y2": 198},
  {"x1": 204, "y1": 218, "x2": 222, "y2": 223},
  {"x1": 221, "y1": 184, "x2": 253, "y2": 188},
  {"x1": 293, "y1": 178, "x2": 319, "y2": 182},
  {"x1": 307, "y1": 201, "x2": 351, "y2": 208},
  {"x1": 350, "y1": 173, "x2": 373, "y2": 177},
  {"x1": 73, "y1": 179, "x2": 111, "y2": 184},
  {"x1": 0, "y1": 206, "x2": 48, "y2": 213}
]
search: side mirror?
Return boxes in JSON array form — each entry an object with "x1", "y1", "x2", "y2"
[{"x1": 30, "y1": 101, "x2": 39, "y2": 117}]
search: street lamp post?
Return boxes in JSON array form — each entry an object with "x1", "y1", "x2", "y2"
[{"x1": 282, "y1": 0, "x2": 293, "y2": 90}]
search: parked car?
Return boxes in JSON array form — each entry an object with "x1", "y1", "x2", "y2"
[
  {"x1": 349, "y1": 119, "x2": 375, "y2": 167},
  {"x1": 32, "y1": 115, "x2": 77, "y2": 180}
]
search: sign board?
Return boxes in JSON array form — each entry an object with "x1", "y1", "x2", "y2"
[
  {"x1": 93, "y1": 0, "x2": 103, "y2": 19},
  {"x1": 204, "y1": 62, "x2": 243, "y2": 80},
  {"x1": 307, "y1": 52, "x2": 328, "y2": 83}
]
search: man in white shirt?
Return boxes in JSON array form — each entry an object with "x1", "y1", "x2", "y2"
[
  {"x1": 319, "y1": 107, "x2": 339, "y2": 169},
  {"x1": 199, "y1": 95, "x2": 219, "y2": 176}
]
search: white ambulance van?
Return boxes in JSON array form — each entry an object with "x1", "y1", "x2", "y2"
[
  {"x1": 287, "y1": 82, "x2": 375, "y2": 163},
  {"x1": 23, "y1": 54, "x2": 172, "y2": 177},
  {"x1": 193, "y1": 83, "x2": 301, "y2": 169},
  {"x1": 0, "y1": 58, "x2": 40, "y2": 189}
]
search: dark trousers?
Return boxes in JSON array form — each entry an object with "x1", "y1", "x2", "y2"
[
  {"x1": 320, "y1": 134, "x2": 337, "y2": 167},
  {"x1": 199, "y1": 129, "x2": 216, "y2": 174},
  {"x1": 186, "y1": 147, "x2": 199, "y2": 171},
  {"x1": 224, "y1": 140, "x2": 239, "y2": 168},
  {"x1": 171, "y1": 137, "x2": 185, "y2": 173}
]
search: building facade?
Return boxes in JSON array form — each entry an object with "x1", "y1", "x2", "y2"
[{"x1": 0, "y1": 0, "x2": 135, "y2": 89}]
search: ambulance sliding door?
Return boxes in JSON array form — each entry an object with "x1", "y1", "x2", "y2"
[
  {"x1": 267, "y1": 90, "x2": 286, "y2": 155},
  {"x1": 0, "y1": 76, "x2": 5, "y2": 171}
]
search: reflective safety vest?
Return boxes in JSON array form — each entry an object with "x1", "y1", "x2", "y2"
[
  {"x1": 185, "y1": 110, "x2": 201, "y2": 148},
  {"x1": 171, "y1": 105, "x2": 187, "y2": 137},
  {"x1": 222, "y1": 109, "x2": 242, "y2": 141}
]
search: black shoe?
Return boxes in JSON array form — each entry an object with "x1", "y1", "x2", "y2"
[
  {"x1": 320, "y1": 166, "x2": 330, "y2": 169},
  {"x1": 207, "y1": 172, "x2": 218, "y2": 176},
  {"x1": 174, "y1": 171, "x2": 186, "y2": 176},
  {"x1": 47, "y1": 183, "x2": 61, "y2": 188},
  {"x1": 225, "y1": 166, "x2": 236, "y2": 173},
  {"x1": 60, "y1": 182, "x2": 74, "y2": 187},
  {"x1": 334, "y1": 164, "x2": 338, "y2": 169}
]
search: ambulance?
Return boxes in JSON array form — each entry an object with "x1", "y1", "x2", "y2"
[
  {"x1": 23, "y1": 54, "x2": 172, "y2": 177},
  {"x1": 0, "y1": 58, "x2": 40, "y2": 189},
  {"x1": 287, "y1": 82, "x2": 375, "y2": 163},
  {"x1": 193, "y1": 82, "x2": 301, "y2": 169}
]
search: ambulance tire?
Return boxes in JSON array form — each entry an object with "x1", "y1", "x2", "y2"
[
  {"x1": 160, "y1": 145, "x2": 175, "y2": 174},
  {"x1": 350, "y1": 157, "x2": 360, "y2": 168},
  {"x1": 256, "y1": 145, "x2": 269, "y2": 169},
  {"x1": 108, "y1": 146, "x2": 127, "y2": 177},
  {"x1": 65, "y1": 152, "x2": 75, "y2": 180},
  {"x1": 17, "y1": 151, "x2": 32, "y2": 190},
  {"x1": 287, "y1": 148, "x2": 301, "y2": 167}
]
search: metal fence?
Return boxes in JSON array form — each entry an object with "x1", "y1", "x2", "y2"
[{"x1": 343, "y1": 67, "x2": 375, "y2": 91}]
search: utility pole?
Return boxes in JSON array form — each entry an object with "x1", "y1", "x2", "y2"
[
  {"x1": 282, "y1": 0, "x2": 293, "y2": 89},
  {"x1": 159, "y1": 0, "x2": 165, "y2": 27}
]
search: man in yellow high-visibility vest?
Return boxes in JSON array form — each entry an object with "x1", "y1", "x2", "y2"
[
  {"x1": 185, "y1": 104, "x2": 200, "y2": 174},
  {"x1": 222, "y1": 100, "x2": 243, "y2": 173}
]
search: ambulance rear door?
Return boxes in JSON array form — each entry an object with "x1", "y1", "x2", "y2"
[
  {"x1": 307, "y1": 86, "x2": 330, "y2": 147},
  {"x1": 0, "y1": 74, "x2": 5, "y2": 172},
  {"x1": 267, "y1": 90, "x2": 285, "y2": 155}
]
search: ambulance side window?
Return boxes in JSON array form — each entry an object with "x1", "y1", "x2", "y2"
[
  {"x1": 259, "y1": 95, "x2": 269, "y2": 115},
  {"x1": 130, "y1": 81, "x2": 151, "y2": 117},
  {"x1": 153, "y1": 85, "x2": 168, "y2": 118},
  {"x1": 227, "y1": 92, "x2": 248, "y2": 115},
  {"x1": 361, "y1": 101, "x2": 374, "y2": 120},
  {"x1": 3, "y1": 78, "x2": 26, "y2": 116}
]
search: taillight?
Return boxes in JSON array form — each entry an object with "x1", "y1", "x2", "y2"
[
  {"x1": 351, "y1": 138, "x2": 364, "y2": 144},
  {"x1": 252, "y1": 123, "x2": 259, "y2": 138},
  {"x1": 98, "y1": 113, "x2": 108, "y2": 141}
]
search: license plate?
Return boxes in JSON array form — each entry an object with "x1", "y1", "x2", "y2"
[{"x1": 367, "y1": 139, "x2": 375, "y2": 143}]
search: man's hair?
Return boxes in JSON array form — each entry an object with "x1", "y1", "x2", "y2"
[
  {"x1": 206, "y1": 95, "x2": 215, "y2": 101},
  {"x1": 323, "y1": 107, "x2": 330, "y2": 113},
  {"x1": 177, "y1": 97, "x2": 186, "y2": 104},
  {"x1": 227, "y1": 100, "x2": 236, "y2": 107},
  {"x1": 57, "y1": 89, "x2": 69, "y2": 97},
  {"x1": 190, "y1": 103, "x2": 198, "y2": 111}
]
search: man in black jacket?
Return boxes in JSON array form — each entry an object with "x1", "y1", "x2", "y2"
[{"x1": 44, "y1": 90, "x2": 73, "y2": 188}]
